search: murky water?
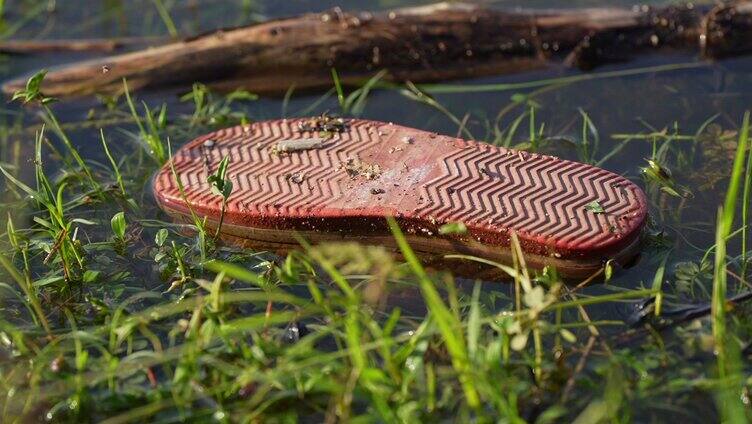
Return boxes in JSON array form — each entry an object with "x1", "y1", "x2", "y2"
[{"x1": 1, "y1": 0, "x2": 749, "y2": 324}]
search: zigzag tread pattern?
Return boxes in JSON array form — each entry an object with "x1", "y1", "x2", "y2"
[
  {"x1": 154, "y1": 118, "x2": 647, "y2": 257},
  {"x1": 155, "y1": 118, "x2": 388, "y2": 218},
  {"x1": 414, "y1": 140, "x2": 647, "y2": 252}
]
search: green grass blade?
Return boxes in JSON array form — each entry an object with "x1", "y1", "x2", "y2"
[
  {"x1": 418, "y1": 62, "x2": 704, "y2": 94},
  {"x1": 741, "y1": 133, "x2": 752, "y2": 278},
  {"x1": 387, "y1": 217, "x2": 480, "y2": 408},
  {"x1": 651, "y1": 256, "x2": 668, "y2": 316},
  {"x1": 711, "y1": 112, "x2": 750, "y2": 422},
  {"x1": 151, "y1": 0, "x2": 178, "y2": 37},
  {"x1": 331, "y1": 68, "x2": 346, "y2": 112}
]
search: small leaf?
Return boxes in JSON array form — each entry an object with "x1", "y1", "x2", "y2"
[
  {"x1": 12, "y1": 70, "x2": 54, "y2": 104},
  {"x1": 221, "y1": 180, "x2": 233, "y2": 199},
  {"x1": 76, "y1": 350, "x2": 89, "y2": 370},
  {"x1": 155, "y1": 228, "x2": 168, "y2": 247},
  {"x1": 33, "y1": 216, "x2": 54, "y2": 229},
  {"x1": 111, "y1": 212, "x2": 126, "y2": 239},
  {"x1": 510, "y1": 93, "x2": 527, "y2": 104},
  {"x1": 604, "y1": 259, "x2": 614, "y2": 282},
  {"x1": 559, "y1": 328, "x2": 577, "y2": 343},
  {"x1": 32, "y1": 275, "x2": 65, "y2": 287},
  {"x1": 584, "y1": 200, "x2": 605, "y2": 214},
  {"x1": 157, "y1": 104, "x2": 168, "y2": 128},
  {"x1": 208, "y1": 156, "x2": 233, "y2": 199},
  {"x1": 660, "y1": 186, "x2": 681, "y2": 197},
  {"x1": 438, "y1": 221, "x2": 467, "y2": 235},
  {"x1": 26, "y1": 70, "x2": 46, "y2": 94},
  {"x1": 83, "y1": 270, "x2": 101, "y2": 284},
  {"x1": 10, "y1": 91, "x2": 25, "y2": 103},
  {"x1": 226, "y1": 90, "x2": 259, "y2": 102}
]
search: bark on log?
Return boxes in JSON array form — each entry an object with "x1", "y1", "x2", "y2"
[
  {"x1": 3, "y1": 1, "x2": 750, "y2": 98},
  {"x1": 0, "y1": 37, "x2": 165, "y2": 55}
]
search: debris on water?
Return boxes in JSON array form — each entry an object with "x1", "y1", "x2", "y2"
[
  {"x1": 298, "y1": 113, "x2": 349, "y2": 136},
  {"x1": 272, "y1": 137, "x2": 325, "y2": 155},
  {"x1": 49, "y1": 356, "x2": 64, "y2": 373},
  {"x1": 585, "y1": 200, "x2": 605, "y2": 214},
  {"x1": 285, "y1": 171, "x2": 306, "y2": 184},
  {"x1": 342, "y1": 157, "x2": 381, "y2": 180},
  {"x1": 282, "y1": 321, "x2": 308, "y2": 344},
  {"x1": 438, "y1": 221, "x2": 467, "y2": 235}
]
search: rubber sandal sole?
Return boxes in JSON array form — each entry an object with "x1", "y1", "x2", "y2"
[{"x1": 153, "y1": 117, "x2": 648, "y2": 279}]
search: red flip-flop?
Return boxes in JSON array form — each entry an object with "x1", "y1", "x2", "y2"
[{"x1": 153, "y1": 117, "x2": 647, "y2": 279}]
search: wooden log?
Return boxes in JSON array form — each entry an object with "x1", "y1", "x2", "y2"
[
  {"x1": 2, "y1": 1, "x2": 750, "y2": 98},
  {"x1": 0, "y1": 37, "x2": 164, "y2": 55},
  {"x1": 702, "y1": 2, "x2": 752, "y2": 58}
]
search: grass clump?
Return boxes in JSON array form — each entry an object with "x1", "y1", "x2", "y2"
[{"x1": 1, "y1": 64, "x2": 752, "y2": 423}]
